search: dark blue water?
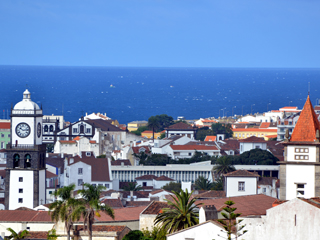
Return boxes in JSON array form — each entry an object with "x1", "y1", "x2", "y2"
[{"x1": 0, "y1": 65, "x2": 319, "y2": 124}]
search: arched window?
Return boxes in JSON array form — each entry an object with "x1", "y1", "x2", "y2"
[
  {"x1": 13, "y1": 154, "x2": 20, "y2": 168},
  {"x1": 49, "y1": 125, "x2": 54, "y2": 132},
  {"x1": 25, "y1": 154, "x2": 31, "y2": 168},
  {"x1": 44, "y1": 125, "x2": 48, "y2": 132},
  {"x1": 80, "y1": 125, "x2": 84, "y2": 134}
]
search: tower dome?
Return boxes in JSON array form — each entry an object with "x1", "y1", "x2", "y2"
[{"x1": 13, "y1": 89, "x2": 40, "y2": 110}]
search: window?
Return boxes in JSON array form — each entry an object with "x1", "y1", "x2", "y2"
[
  {"x1": 295, "y1": 148, "x2": 309, "y2": 153},
  {"x1": 1, "y1": 134, "x2": 4, "y2": 138},
  {"x1": 98, "y1": 184, "x2": 103, "y2": 186},
  {"x1": 78, "y1": 179, "x2": 83, "y2": 186},
  {"x1": 44, "y1": 125, "x2": 48, "y2": 132},
  {"x1": 105, "y1": 184, "x2": 109, "y2": 188},
  {"x1": 86, "y1": 152, "x2": 91, "y2": 156},
  {"x1": 296, "y1": 183, "x2": 305, "y2": 197},
  {"x1": 295, "y1": 155, "x2": 309, "y2": 160},
  {"x1": 8, "y1": 134, "x2": 10, "y2": 138},
  {"x1": 18, "y1": 198, "x2": 23, "y2": 203},
  {"x1": 19, "y1": 177, "x2": 23, "y2": 182},
  {"x1": 188, "y1": 152, "x2": 192, "y2": 156},
  {"x1": 0, "y1": 142, "x2": 3, "y2": 148},
  {"x1": 80, "y1": 125, "x2": 84, "y2": 134},
  {"x1": 19, "y1": 188, "x2": 23, "y2": 193},
  {"x1": 143, "y1": 182, "x2": 147, "y2": 187},
  {"x1": 86, "y1": 128, "x2": 91, "y2": 133},
  {"x1": 255, "y1": 146, "x2": 260, "y2": 149},
  {"x1": 238, "y1": 182, "x2": 245, "y2": 191},
  {"x1": 92, "y1": 184, "x2": 96, "y2": 187},
  {"x1": 78, "y1": 168, "x2": 83, "y2": 175},
  {"x1": 262, "y1": 188, "x2": 266, "y2": 193},
  {"x1": 73, "y1": 128, "x2": 78, "y2": 133},
  {"x1": 49, "y1": 125, "x2": 54, "y2": 132},
  {"x1": 49, "y1": 191, "x2": 53, "y2": 194}
]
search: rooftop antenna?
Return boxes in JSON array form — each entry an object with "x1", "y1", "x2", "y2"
[{"x1": 308, "y1": 82, "x2": 310, "y2": 96}]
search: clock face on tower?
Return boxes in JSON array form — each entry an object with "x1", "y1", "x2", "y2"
[
  {"x1": 16, "y1": 123, "x2": 31, "y2": 138},
  {"x1": 37, "y1": 123, "x2": 41, "y2": 138}
]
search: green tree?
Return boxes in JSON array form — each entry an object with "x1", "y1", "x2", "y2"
[
  {"x1": 122, "y1": 230, "x2": 145, "y2": 240},
  {"x1": 123, "y1": 182, "x2": 143, "y2": 191},
  {"x1": 154, "y1": 189, "x2": 202, "y2": 234},
  {"x1": 141, "y1": 226, "x2": 167, "y2": 240},
  {"x1": 235, "y1": 148, "x2": 279, "y2": 165},
  {"x1": 212, "y1": 156, "x2": 236, "y2": 177},
  {"x1": 156, "y1": 114, "x2": 174, "y2": 131},
  {"x1": 195, "y1": 127, "x2": 213, "y2": 141},
  {"x1": 217, "y1": 200, "x2": 247, "y2": 240},
  {"x1": 47, "y1": 228, "x2": 60, "y2": 240},
  {"x1": 46, "y1": 143, "x2": 54, "y2": 153},
  {"x1": 5, "y1": 228, "x2": 29, "y2": 240},
  {"x1": 148, "y1": 116, "x2": 161, "y2": 141},
  {"x1": 49, "y1": 184, "x2": 80, "y2": 240},
  {"x1": 211, "y1": 122, "x2": 233, "y2": 138},
  {"x1": 212, "y1": 177, "x2": 224, "y2": 191},
  {"x1": 76, "y1": 184, "x2": 115, "y2": 240},
  {"x1": 162, "y1": 182, "x2": 181, "y2": 192},
  {"x1": 194, "y1": 176, "x2": 213, "y2": 190}
]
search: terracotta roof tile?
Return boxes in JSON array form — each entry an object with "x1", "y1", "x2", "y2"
[
  {"x1": 46, "y1": 171, "x2": 57, "y2": 179},
  {"x1": 197, "y1": 194, "x2": 276, "y2": 217},
  {"x1": 204, "y1": 136, "x2": 217, "y2": 141},
  {"x1": 25, "y1": 232, "x2": 48, "y2": 239},
  {"x1": 223, "y1": 169, "x2": 259, "y2": 177},
  {"x1": 260, "y1": 122, "x2": 271, "y2": 128},
  {"x1": 141, "y1": 201, "x2": 172, "y2": 215},
  {"x1": 239, "y1": 136, "x2": 266, "y2": 143},
  {"x1": 232, "y1": 128, "x2": 277, "y2": 133},
  {"x1": 101, "y1": 198, "x2": 124, "y2": 208},
  {"x1": 196, "y1": 190, "x2": 226, "y2": 198},
  {"x1": 155, "y1": 175, "x2": 175, "y2": 181},
  {"x1": 95, "y1": 206, "x2": 146, "y2": 222},
  {"x1": 290, "y1": 95, "x2": 320, "y2": 142},
  {"x1": 258, "y1": 177, "x2": 277, "y2": 186},
  {"x1": 136, "y1": 175, "x2": 157, "y2": 180},
  {"x1": 166, "y1": 122, "x2": 194, "y2": 130},
  {"x1": 76, "y1": 225, "x2": 128, "y2": 232},
  {"x1": 132, "y1": 146, "x2": 151, "y2": 154},
  {"x1": 111, "y1": 159, "x2": 131, "y2": 166},
  {"x1": 0, "y1": 210, "x2": 52, "y2": 222},
  {"x1": 126, "y1": 201, "x2": 152, "y2": 207},
  {"x1": 0, "y1": 122, "x2": 10, "y2": 129}
]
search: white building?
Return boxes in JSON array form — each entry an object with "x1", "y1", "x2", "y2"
[
  {"x1": 224, "y1": 170, "x2": 259, "y2": 197},
  {"x1": 165, "y1": 122, "x2": 197, "y2": 140},
  {"x1": 239, "y1": 136, "x2": 267, "y2": 154},
  {"x1": 279, "y1": 95, "x2": 320, "y2": 200},
  {"x1": 135, "y1": 175, "x2": 175, "y2": 189}
]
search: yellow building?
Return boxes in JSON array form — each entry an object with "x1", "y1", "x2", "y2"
[
  {"x1": 141, "y1": 130, "x2": 163, "y2": 139},
  {"x1": 127, "y1": 120, "x2": 148, "y2": 132},
  {"x1": 233, "y1": 128, "x2": 277, "y2": 140}
]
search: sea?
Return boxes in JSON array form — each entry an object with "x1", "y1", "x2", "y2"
[{"x1": 0, "y1": 65, "x2": 320, "y2": 124}]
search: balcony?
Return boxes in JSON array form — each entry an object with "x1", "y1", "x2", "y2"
[{"x1": 7, "y1": 144, "x2": 46, "y2": 151}]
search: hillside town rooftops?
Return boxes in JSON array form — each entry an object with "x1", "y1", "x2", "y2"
[
  {"x1": 170, "y1": 145, "x2": 218, "y2": 151},
  {"x1": 166, "y1": 122, "x2": 195, "y2": 130}
]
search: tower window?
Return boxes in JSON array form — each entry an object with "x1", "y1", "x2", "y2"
[
  {"x1": 25, "y1": 154, "x2": 32, "y2": 168},
  {"x1": 14, "y1": 154, "x2": 20, "y2": 168},
  {"x1": 49, "y1": 125, "x2": 54, "y2": 132},
  {"x1": 44, "y1": 125, "x2": 48, "y2": 132},
  {"x1": 19, "y1": 177, "x2": 23, "y2": 182},
  {"x1": 19, "y1": 188, "x2": 23, "y2": 193},
  {"x1": 18, "y1": 198, "x2": 23, "y2": 203},
  {"x1": 296, "y1": 183, "x2": 306, "y2": 197}
]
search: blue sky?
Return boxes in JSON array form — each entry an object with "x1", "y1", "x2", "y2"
[{"x1": 0, "y1": 0, "x2": 319, "y2": 68}]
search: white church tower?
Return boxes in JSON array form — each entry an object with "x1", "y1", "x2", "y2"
[
  {"x1": 280, "y1": 95, "x2": 320, "y2": 200},
  {"x1": 5, "y1": 89, "x2": 46, "y2": 210}
]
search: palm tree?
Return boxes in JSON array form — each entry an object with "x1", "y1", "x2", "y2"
[
  {"x1": 49, "y1": 184, "x2": 80, "y2": 240},
  {"x1": 212, "y1": 156, "x2": 236, "y2": 177},
  {"x1": 194, "y1": 176, "x2": 214, "y2": 190},
  {"x1": 148, "y1": 116, "x2": 160, "y2": 141},
  {"x1": 76, "y1": 183, "x2": 115, "y2": 240},
  {"x1": 5, "y1": 228, "x2": 29, "y2": 240},
  {"x1": 123, "y1": 182, "x2": 143, "y2": 191},
  {"x1": 154, "y1": 189, "x2": 202, "y2": 234}
]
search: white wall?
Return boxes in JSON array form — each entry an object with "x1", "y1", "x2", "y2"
[
  {"x1": 240, "y1": 142, "x2": 267, "y2": 154},
  {"x1": 9, "y1": 170, "x2": 34, "y2": 210},
  {"x1": 39, "y1": 169, "x2": 46, "y2": 205},
  {"x1": 226, "y1": 176, "x2": 257, "y2": 197},
  {"x1": 286, "y1": 165, "x2": 315, "y2": 200}
]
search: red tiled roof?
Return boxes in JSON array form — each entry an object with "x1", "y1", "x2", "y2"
[
  {"x1": 0, "y1": 122, "x2": 10, "y2": 129},
  {"x1": 290, "y1": 95, "x2": 320, "y2": 142},
  {"x1": 46, "y1": 171, "x2": 57, "y2": 179},
  {"x1": 197, "y1": 194, "x2": 276, "y2": 217},
  {"x1": 204, "y1": 136, "x2": 217, "y2": 142},
  {"x1": 258, "y1": 177, "x2": 277, "y2": 186},
  {"x1": 136, "y1": 175, "x2": 157, "y2": 180},
  {"x1": 166, "y1": 122, "x2": 194, "y2": 130},
  {"x1": 132, "y1": 146, "x2": 151, "y2": 154},
  {"x1": 196, "y1": 190, "x2": 226, "y2": 198},
  {"x1": 0, "y1": 210, "x2": 52, "y2": 222},
  {"x1": 89, "y1": 140, "x2": 97, "y2": 144},
  {"x1": 224, "y1": 169, "x2": 259, "y2": 177},
  {"x1": 73, "y1": 136, "x2": 80, "y2": 141},
  {"x1": 155, "y1": 175, "x2": 175, "y2": 181},
  {"x1": 60, "y1": 140, "x2": 76, "y2": 144},
  {"x1": 126, "y1": 201, "x2": 152, "y2": 207},
  {"x1": 239, "y1": 136, "x2": 266, "y2": 143},
  {"x1": 95, "y1": 206, "x2": 146, "y2": 222},
  {"x1": 170, "y1": 145, "x2": 218, "y2": 151},
  {"x1": 25, "y1": 232, "x2": 48, "y2": 239},
  {"x1": 272, "y1": 199, "x2": 287, "y2": 207},
  {"x1": 302, "y1": 197, "x2": 320, "y2": 209},
  {"x1": 141, "y1": 201, "x2": 172, "y2": 215},
  {"x1": 75, "y1": 225, "x2": 128, "y2": 233},
  {"x1": 260, "y1": 122, "x2": 270, "y2": 128},
  {"x1": 101, "y1": 198, "x2": 124, "y2": 208}
]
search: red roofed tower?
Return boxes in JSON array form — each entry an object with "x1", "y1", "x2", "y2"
[{"x1": 280, "y1": 95, "x2": 320, "y2": 200}]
